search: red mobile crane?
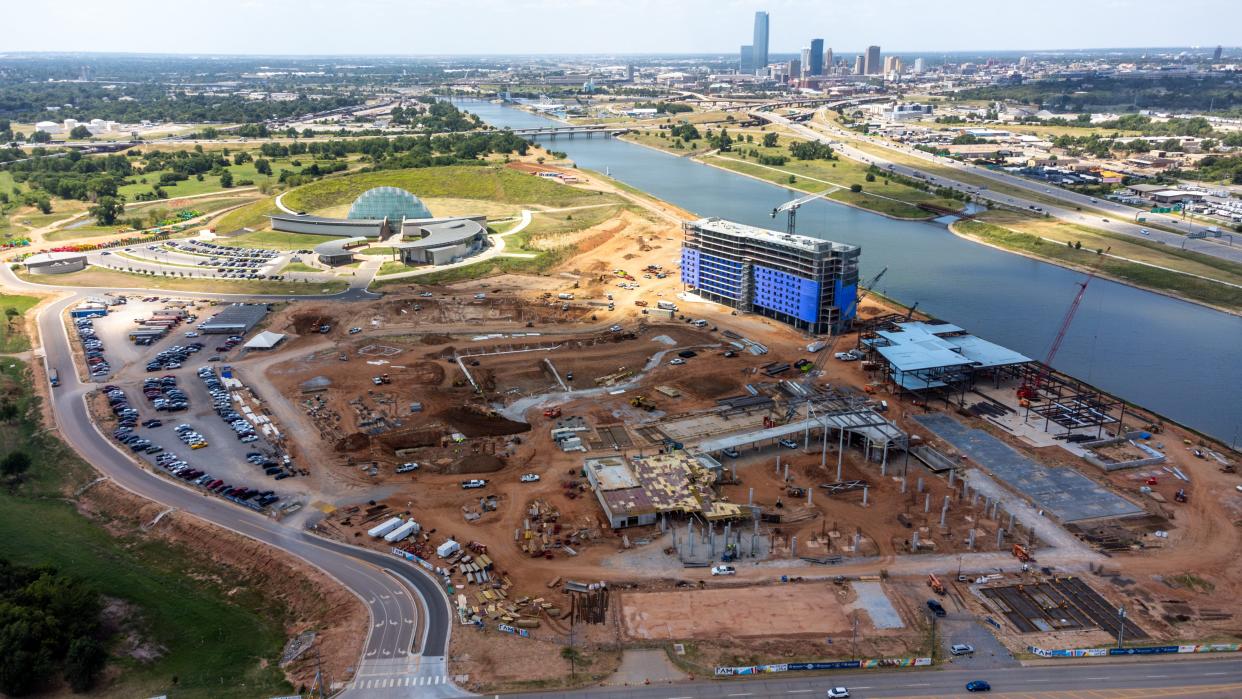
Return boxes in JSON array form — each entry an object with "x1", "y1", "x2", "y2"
[{"x1": 1018, "y1": 255, "x2": 1106, "y2": 400}]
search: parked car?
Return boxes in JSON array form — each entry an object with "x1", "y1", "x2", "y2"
[
  {"x1": 721, "y1": 447, "x2": 740, "y2": 458},
  {"x1": 520, "y1": 473, "x2": 540, "y2": 483},
  {"x1": 460, "y1": 479, "x2": 487, "y2": 489},
  {"x1": 951, "y1": 643, "x2": 975, "y2": 655},
  {"x1": 349, "y1": 327, "x2": 362, "y2": 334},
  {"x1": 396, "y1": 462, "x2": 419, "y2": 473},
  {"x1": 927, "y1": 599, "x2": 947, "y2": 617},
  {"x1": 710, "y1": 565, "x2": 736, "y2": 576},
  {"x1": 779, "y1": 439, "x2": 798, "y2": 449},
  {"x1": 669, "y1": 358, "x2": 686, "y2": 365}
]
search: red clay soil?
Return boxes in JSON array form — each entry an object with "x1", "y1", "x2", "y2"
[{"x1": 436, "y1": 407, "x2": 531, "y2": 437}]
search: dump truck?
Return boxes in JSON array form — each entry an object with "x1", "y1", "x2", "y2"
[
  {"x1": 543, "y1": 406, "x2": 562, "y2": 418},
  {"x1": 1012, "y1": 543, "x2": 1032, "y2": 562},
  {"x1": 630, "y1": 396, "x2": 657, "y2": 411}
]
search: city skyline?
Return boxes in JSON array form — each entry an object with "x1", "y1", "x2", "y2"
[{"x1": 8, "y1": 0, "x2": 1239, "y2": 55}]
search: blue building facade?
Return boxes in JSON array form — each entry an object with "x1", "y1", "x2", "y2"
[{"x1": 680, "y1": 218, "x2": 859, "y2": 335}]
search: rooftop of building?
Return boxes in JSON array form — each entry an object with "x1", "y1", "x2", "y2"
[
  {"x1": 585, "y1": 451, "x2": 742, "y2": 521},
  {"x1": 867, "y1": 321, "x2": 1031, "y2": 373},
  {"x1": 687, "y1": 217, "x2": 857, "y2": 255}
]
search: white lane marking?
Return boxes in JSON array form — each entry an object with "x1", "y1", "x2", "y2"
[
  {"x1": 1145, "y1": 675, "x2": 1169, "y2": 679},
  {"x1": 1029, "y1": 679, "x2": 1051, "y2": 683},
  {"x1": 1205, "y1": 672, "x2": 1228, "y2": 676},
  {"x1": 1086, "y1": 677, "x2": 1110, "y2": 680},
  {"x1": 728, "y1": 694, "x2": 753, "y2": 697},
  {"x1": 787, "y1": 691, "x2": 815, "y2": 694},
  {"x1": 905, "y1": 683, "x2": 931, "y2": 687}
]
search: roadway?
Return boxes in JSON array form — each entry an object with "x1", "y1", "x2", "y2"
[
  {"x1": 506, "y1": 657, "x2": 1242, "y2": 699},
  {"x1": 759, "y1": 111, "x2": 1242, "y2": 266},
  {"x1": 19, "y1": 277, "x2": 460, "y2": 697}
]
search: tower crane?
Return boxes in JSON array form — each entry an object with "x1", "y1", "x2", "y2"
[
  {"x1": 771, "y1": 186, "x2": 841, "y2": 235},
  {"x1": 1017, "y1": 253, "x2": 1106, "y2": 400}
]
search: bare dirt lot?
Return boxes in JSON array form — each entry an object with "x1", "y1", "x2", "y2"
[{"x1": 622, "y1": 584, "x2": 855, "y2": 640}]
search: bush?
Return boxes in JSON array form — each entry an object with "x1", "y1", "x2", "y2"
[{"x1": 850, "y1": 184, "x2": 863, "y2": 193}]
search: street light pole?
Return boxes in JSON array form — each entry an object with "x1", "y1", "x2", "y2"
[{"x1": 1116, "y1": 606, "x2": 1126, "y2": 649}]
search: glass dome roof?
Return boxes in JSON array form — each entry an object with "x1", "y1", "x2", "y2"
[{"x1": 347, "y1": 187, "x2": 432, "y2": 221}]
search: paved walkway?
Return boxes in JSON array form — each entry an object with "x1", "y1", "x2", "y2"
[{"x1": 370, "y1": 209, "x2": 534, "y2": 282}]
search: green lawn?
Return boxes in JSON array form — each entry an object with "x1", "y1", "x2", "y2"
[
  {"x1": 361, "y1": 246, "x2": 399, "y2": 257},
  {"x1": 700, "y1": 133, "x2": 965, "y2": 219},
  {"x1": 281, "y1": 261, "x2": 320, "y2": 273},
  {"x1": 954, "y1": 220, "x2": 1242, "y2": 311},
  {"x1": 216, "y1": 230, "x2": 329, "y2": 251},
  {"x1": 281, "y1": 165, "x2": 615, "y2": 213},
  {"x1": 16, "y1": 267, "x2": 347, "y2": 296},
  {"x1": 0, "y1": 361, "x2": 292, "y2": 698},
  {"x1": 213, "y1": 198, "x2": 281, "y2": 233},
  {"x1": 0, "y1": 293, "x2": 39, "y2": 352},
  {"x1": 378, "y1": 261, "x2": 407, "y2": 275}
]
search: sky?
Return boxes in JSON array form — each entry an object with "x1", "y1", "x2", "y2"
[{"x1": 16, "y1": 0, "x2": 1237, "y2": 56}]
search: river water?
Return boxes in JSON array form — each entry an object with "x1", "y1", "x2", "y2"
[{"x1": 456, "y1": 99, "x2": 1241, "y2": 443}]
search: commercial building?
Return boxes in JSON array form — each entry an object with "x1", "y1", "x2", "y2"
[
  {"x1": 809, "y1": 38, "x2": 825, "y2": 75},
  {"x1": 739, "y1": 45, "x2": 754, "y2": 74},
  {"x1": 680, "y1": 218, "x2": 860, "y2": 335},
  {"x1": 883, "y1": 55, "x2": 902, "y2": 76},
  {"x1": 861, "y1": 321, "x2": 1031, "y2": 396},
  {"x1": 912, "y1": 57, "x2": 926, "y2": 74},
  {"x1": 824, "y1": 47, "x2": 834, "y2": 74},
  {"x1": 891, "y1": 103, "x2": 934, "y2": 121},
  {"x1": 864, "y1": 45, "x2": 882, "y2": 75},
  {"x1": 752, "y1": 11, "x2": 770, "y2": 72},
  {"x1": 199, "y1": 303, "x2": 270, "y2": 335},
  {"x1": 584, "y1": 452, "x2": 739, "y2": 529},
  {"x1": 854, "y1": 55, "x2": 865, "y2": 75},
  {"x1": 270, "y1": 186, "x2": 488, "y2": 268},
  {"x1": 22, "y1": 251, "x2": 86, "y2": 274},
  {"x1": 800, "y1": 48, "x2": 812, "y2": 78}
]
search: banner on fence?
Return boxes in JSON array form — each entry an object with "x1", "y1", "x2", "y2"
[
  {"x1": 715, "y1": 657, "x2": 931, "y2": 676},
  {"x1": 497, "y1": 624, "x2": 531, "y2": 638},
  {"x1": 1029, "y1": 643, "x2": 1242, "y2": 658}
]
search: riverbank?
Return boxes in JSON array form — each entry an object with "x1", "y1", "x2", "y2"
[{"x1": 948, "y1": 220, "x2": 1242, "y2": 316}]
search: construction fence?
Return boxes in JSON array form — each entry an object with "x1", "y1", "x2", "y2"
[
  {"x1": 715, "y1": 657, "x2": 932, "y2": 676},
  {"x1": 1027, "y1": 643, "x2": 1242, "y2": 658}
]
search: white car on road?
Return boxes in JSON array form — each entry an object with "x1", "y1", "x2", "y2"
[
  {"x1": 826, "y1": 688, "x2": 850, "y2": 698},
  {"x1": 710, "y1": 565, "x2": 736, "y2": 576}
]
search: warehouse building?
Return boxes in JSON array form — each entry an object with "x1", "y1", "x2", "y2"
[
  {"x1": 198, "y1": 303, "x2": 270, "y2": 335},
  {"x1": 680, "y1": 218, "x2": 859, "y2": 334},
  {"x1": 23, "y1": 252, "x2": 87, "y2": 275}
]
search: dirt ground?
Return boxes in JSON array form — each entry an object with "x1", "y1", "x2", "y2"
[
  {"x1": 207, "y1": 199, "x2": 1241, "y2": 688},
  {"x1": 622, "y1": 584, "x2": 856, "y2": 640}
]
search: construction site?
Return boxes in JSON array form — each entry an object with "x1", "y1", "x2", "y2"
[{"x1": 191, "y1": 195, "x2": 1242, "y2": 692}]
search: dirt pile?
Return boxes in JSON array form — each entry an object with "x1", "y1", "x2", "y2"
[
  {"x1": 437, "y1": 406, "x2": 530, "y2": 437},
  {"x1": 444, "y1": 453, "x2": 506, "y2": 475}
]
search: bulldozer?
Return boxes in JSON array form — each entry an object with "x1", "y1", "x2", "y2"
[{"x1": 630, "y1": 396, "x2": 657, "y2": 412}]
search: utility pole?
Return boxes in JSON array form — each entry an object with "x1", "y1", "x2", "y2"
[{"x1": 1116, "y1": 606, "x2": 1126, "y2": 649}]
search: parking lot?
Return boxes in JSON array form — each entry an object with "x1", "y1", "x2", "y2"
[{"x1": 84, "y1": 296, "x2": 309, "y2": 510}]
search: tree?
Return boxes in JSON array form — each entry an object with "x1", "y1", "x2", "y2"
[
  {"x1": 762, "y1": 132, "x2": 779, "y2": 148},
  {"x1": 850, "y1": 183, "x2": 863, "y2": 193},
  {"x1": 0, "y1": 451, "x2": 30, "y2": 479},
  {"x1": 69, "y1": 125, "x2": 93, "y2": 140},
  {"x1": 560, "y1": 646, "x2": 583, "y2": 678},
  {"x1": 254, "y1": 158, "x2": 272, "y2": 176},
  {"x1": 4, "y1": 307, "x2": 19, "y2": 327},
  {"x1": 219, "y1": 170, "x2": 234, "y2": 189},
  {"x1": 64, "y1": 637, "x2": 107, "y2": 692},
  {"x1": 30, "y1": 130, "x2": 51, "y2": 143},
  {"x1": 89, "y1": 195, "x2": 125, "y2": 226},
  {"x1": 865, "y1": 173, "x2": 876, "y2": 182}
]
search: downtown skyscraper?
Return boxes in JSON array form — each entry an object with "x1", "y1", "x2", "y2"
[
  {"x1": 809, "y1": 38, "x2": 824, "y2": 75},
  {"x1": 752, "y1": 11, "x2": 770, "y2": 71}
]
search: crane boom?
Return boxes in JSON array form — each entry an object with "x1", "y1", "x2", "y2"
[
  {"x1": 1044, "y1": 265, "x2": 1099, "y2": 366},
  {"x1": 771, "y1": 186, "x2": 841, "y2": 234}
]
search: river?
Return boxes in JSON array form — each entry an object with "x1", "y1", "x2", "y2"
[{"x1": 456, "y1": 98, "x2": 1241, "y2": 444}]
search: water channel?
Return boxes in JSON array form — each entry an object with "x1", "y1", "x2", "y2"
[{"x1": 455, "y1": 98, "x2": 1241, "y2": 443}]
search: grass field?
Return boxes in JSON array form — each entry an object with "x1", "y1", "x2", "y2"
[
  {"x1": 954, "y1": 219, "x2": 1242, "y2": 311},
  {"x1": 215, "y1": 230, "x2": 327, "y2": 251},
  {"x1": 0, "y1": 293, "x2": 40, "y2": 352},
  {"x1": 16, "y1": 267, "x2": 347, "y2": 295},
  {"x1": 701, "y1": 133, "x2": 964, "y2": 219},
  {"x1": 0, "y1": 361, "x2": 292, "y2": 698},
  {"x1": 904, "y1": 119, "x2": 1143, "y2": 140},
  {"x1": 213, "y1": 198, "x2": 281, "y2": 233},
  {"x1": 281, "y1": 165, "x2": 611, "y2": 214},
  {"x1": 280, "y1": 261, "x2": 320, "y2": 273}
]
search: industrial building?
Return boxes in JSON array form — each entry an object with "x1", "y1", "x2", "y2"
[
  {"x1": 269, "y1": 187, "x2": 487, "y2": 267},
  {"x1": 23, "y1": 252, "x2": 87, "y2": 275},
  {"x1": 584, "y1": 451, "x2": 740, "y2": 529},
  {"x1": 198, "y1": 303, "x2": 270, "y2": 335},
  {"x1": 680, "y1": 218, "x2": 860, "y2": 335}
]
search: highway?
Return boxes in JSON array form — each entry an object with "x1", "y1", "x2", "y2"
[
  {"x1": 760, "y1": 111, "x2": 1242, "y2": 265},
  {"x1": 507, "y1": 657, "x2": 1242, "y2": 699},
  {"x1": 17, "y1": 275, "x2": 461, "y2": 698}
]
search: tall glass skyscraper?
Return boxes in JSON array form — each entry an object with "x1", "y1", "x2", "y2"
[
  {"x1": 809, "y1": 38, "x2": 824, "y2": 75},
  {"x1": 752, "y1": 11, "x2": 770, "y2": 71}
]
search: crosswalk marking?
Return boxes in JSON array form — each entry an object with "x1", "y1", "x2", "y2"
[{"x1": 351, "y1": 675, "x2": 449, "y2": 690}]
